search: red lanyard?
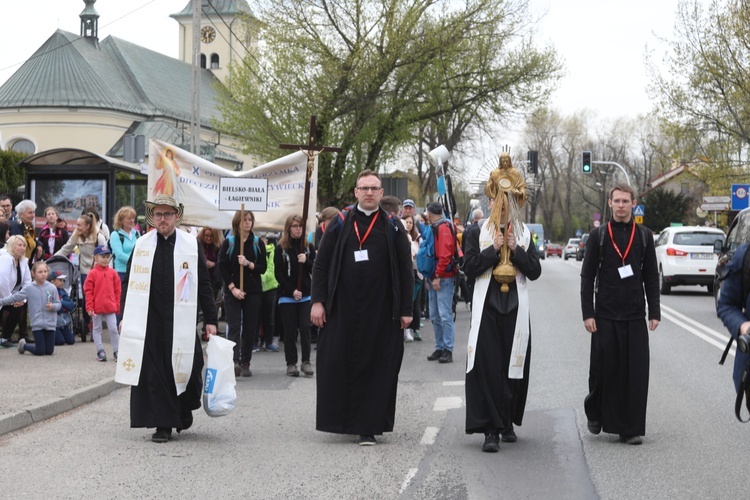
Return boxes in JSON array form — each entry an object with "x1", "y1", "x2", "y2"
[
  {"x1": 353, "y1": 211, "x2": 380, "y2": 249},
  {"x1": 607, "y1": 221, "x2": 636, "y2": 265}
]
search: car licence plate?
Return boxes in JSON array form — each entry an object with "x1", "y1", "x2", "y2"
[{"x1": 690, "y1": 253, "x2": 713, "y2": 260}]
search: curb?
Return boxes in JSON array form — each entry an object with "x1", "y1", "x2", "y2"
[{"x1": 0, "y1": 378, "x2": 122, "y2": 437}]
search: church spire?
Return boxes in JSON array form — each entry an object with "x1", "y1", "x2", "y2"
[{"x1": 80, "y1": 0, "x2": 99, "y2": 40}]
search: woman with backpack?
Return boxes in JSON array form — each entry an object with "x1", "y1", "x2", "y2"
[
  {"x1": 218, "y1": 210, "x2": 266, "y2": 378},
  {"x1": 275, "y1": 215, "x2": 316, "y2": 377}
]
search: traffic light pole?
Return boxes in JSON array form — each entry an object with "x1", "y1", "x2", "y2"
[{"x1": 593, "y1": 161, "x2": 631, "y2": 187}]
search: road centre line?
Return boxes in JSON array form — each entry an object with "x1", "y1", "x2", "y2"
[
  {"x1": 433, "y1": 396, "x2": 463, "y2": 411},
  {"x1": 399, "y1": 468, "x2": 419, "y2": 495},
  {"x1": 420, "y1": 426, "x2": 439, "y2": 445},
  {"x1": 661, "y1": 305, "x2": 734, "y2": 358}
]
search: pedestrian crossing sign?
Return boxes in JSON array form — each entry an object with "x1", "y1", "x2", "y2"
[{"x1": 633, "y1": 205, "x2": 645, "y2": 216}]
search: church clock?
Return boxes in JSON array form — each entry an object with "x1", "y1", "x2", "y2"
[{"x1": 200, "y1": 26, "x2": 216, "y2": 44}]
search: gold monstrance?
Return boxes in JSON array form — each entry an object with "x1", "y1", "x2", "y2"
[{"x1": 484, "y1": 151, "x2": 527, "y2": 292}]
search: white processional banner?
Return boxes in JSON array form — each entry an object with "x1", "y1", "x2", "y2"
[{"x1": 147, "y1": 139, "x2": 317, "y2": 233}]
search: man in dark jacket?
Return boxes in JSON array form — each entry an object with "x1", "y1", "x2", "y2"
[
  {"x1": 311, "y1": 170, "x2": 413, "y2": 446},
  {"x1": 580, "y1": 184, "x2": 660, "y2": 445}
]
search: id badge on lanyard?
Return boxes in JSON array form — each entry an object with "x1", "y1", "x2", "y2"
[
  {"x1": 608, "y1": 221, "x2": 636, "y2": 280},
  {"x1": 353, "y1": 212, "x2": 379, "y2": 263}
]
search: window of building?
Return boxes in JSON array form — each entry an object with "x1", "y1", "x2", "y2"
[
  {"x1": 200, "y1": 54, "x2": 206, "y2": 69},
  {"x1": 10, "y1": 139, "x2": 35, "y2": 155},
  {"x1": 211, "y1": 54, "x2": 220, "y2": 69}
]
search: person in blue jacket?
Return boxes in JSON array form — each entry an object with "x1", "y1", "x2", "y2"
[
  {"x1": 717, "y1": 242, "x2": 750, "y2": 392},
  {"x1": 49, "y1": 270, "x2": 76, "y2": 345}
]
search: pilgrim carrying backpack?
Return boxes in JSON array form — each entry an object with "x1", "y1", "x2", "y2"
[{"x1": 416, "y1": 220, "x2": 461, "y2": 278}]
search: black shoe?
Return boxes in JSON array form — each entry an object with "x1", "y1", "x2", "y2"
[
  {"x1": 151, "y1": 428, "x2": 172, "y2": 443},
  {"x1": 501, "y1": 427, "x2": 517, "y2": 443},
  {"x1": 427, "y1": 349, "x2": 444, "y2": 361},
  {"x1": 358, "y1": 435, "x2": 376, "y2": 446},
  {"x1": 587, "y1": 420, "x2": 602, "y2": 435},
  {"x1": 438, "y1": 350, "x2": 453, "y2": 363},
  {"x1": 482, "y1": 433, "x2": 499, "y2": 453},
  {"x1": 177, "y1": 411, "x2": 193, "y2": 433},
  {"x1": 619, "y1": 435, "x2": 642, "y2": 445},
  {"x1": 23, "y1": 337, "x2": 33, "y2": 344}
]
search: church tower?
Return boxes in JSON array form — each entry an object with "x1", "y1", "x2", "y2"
[
  {"x1": 171, "y1": 0, "x2": 255, "y2": 87},
  {"x1": 80, "y1": 0, "x2": 99, "y2": 40}
]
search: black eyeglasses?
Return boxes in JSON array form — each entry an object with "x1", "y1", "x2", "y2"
[
  {"x1": 356, "y1": 186, "x2": 382, "y2": 192},
  {"x1": 153, "y1": 211, "x2": 177, "y2": 219}
]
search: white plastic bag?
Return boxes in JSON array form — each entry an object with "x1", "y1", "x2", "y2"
[{"x1": 203, "y1": 335, "x2": 237, "y2": 417}]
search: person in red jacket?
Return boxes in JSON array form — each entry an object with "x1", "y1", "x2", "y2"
[
  {"x1": 425, "y1": 202, "x2": 458, "y2": 364},
  {"x1": 84, "y1": 245, "x2": 121, "y2": 362}
]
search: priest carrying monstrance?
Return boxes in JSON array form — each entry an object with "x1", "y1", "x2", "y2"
[
  {"x1": 461, "y1": 151, "x2": 542, "y2": 453},
  {"x1": 116, "y1": 194, "x2": 218, "y2": 443}
]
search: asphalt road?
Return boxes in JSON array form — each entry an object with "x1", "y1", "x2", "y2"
[{"x1": 0, "y1": 258, "x2": 745, "y2": 499}]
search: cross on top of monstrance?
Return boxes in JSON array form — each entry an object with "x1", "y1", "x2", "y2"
[{"x1": 280, "y1": 115, "x2": 341, "y2": 288}]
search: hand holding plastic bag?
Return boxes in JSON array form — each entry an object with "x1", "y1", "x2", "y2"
[{"x1": 203, "y1": 335, "x2": 237, "y2": 417}]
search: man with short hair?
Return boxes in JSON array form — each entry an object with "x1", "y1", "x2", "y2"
[
  {"x1": 116, "y1": 194, "x2": 218, "y2": 443},
  {"x1": 580, "y1": 184, "x2": 660, "y2": 445},
  {"x1": 425, "y1": 201, "x2": 458, "y2": 364},
  {"x1": 311, "y1": 170, "x2": 413, "y2": 446},
  {"x1": 379, "y1": 195, "x2": 401, "y2": 216},
  {"x1": 0, "y1": 196, "x2": 13, "y2": 221}
]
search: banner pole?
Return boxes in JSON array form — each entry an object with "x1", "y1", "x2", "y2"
[{"x1": 240, "y1": 203, "x2": 245, "y2": 290}]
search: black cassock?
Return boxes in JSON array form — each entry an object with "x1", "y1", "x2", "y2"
[
  {"x1": 313, "y1": 208, "x2": 413, "y2": 436},
  {"x1": 121, "y1": 231, "x2": 217, "y2": 430},
  {"x1": 462, "y1": 224, "x2": 541, "y2": 434}
]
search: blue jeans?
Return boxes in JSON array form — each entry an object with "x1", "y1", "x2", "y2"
[
  {"x1": 24, "y1": 329, "x2": 55, "y2": 355},
  {"x1": 428, "y1": 277, "x2": 455, "y2": 352}
]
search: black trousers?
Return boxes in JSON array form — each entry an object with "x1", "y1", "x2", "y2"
[
  {"x1": 224, "y1": 291, "x2": 262, "y2": 366},
  {"x1": 258, "y1": 288, "x2": 277, "y2": 344},
  {"x1": 279, "y1": 300, "x2": 312, "y2": 365}
]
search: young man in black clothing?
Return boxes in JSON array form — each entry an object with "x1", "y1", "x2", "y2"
[{"x1": 580, "y1": 184, "x2": 660, "y2": 445}]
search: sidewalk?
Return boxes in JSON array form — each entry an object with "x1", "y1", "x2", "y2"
[{"x1": 0, "y1": 337, "x2": 120, "y2": 436}]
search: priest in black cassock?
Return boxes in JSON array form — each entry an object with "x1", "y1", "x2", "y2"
[
  {"x1": 117, "y1": 195, "x2": 218, "y2": 443},
  {"x1": 462, "y1": 195, "x2": 542, "y2": 453},
  {"x1": 311, "y1": 170, "x2": 413, "y2": 446}
]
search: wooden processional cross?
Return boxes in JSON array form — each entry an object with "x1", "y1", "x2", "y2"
[{"x1": 280, "y1": 116, "x2": 341, "y2": 289}]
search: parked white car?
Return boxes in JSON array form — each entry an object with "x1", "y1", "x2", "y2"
[
  {"x1": 654, "y1": 226, "x2": 725, "y2": 295},
  {"x1": 564, "y1": 238, "x2": 580, "y2": 260}
]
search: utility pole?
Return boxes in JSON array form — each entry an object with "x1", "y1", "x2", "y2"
[{"x1": 190, "y1": 0, "x2": 201, "y2": 155}]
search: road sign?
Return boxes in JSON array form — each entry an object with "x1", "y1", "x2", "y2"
[
  {"x1": 700, "y1": 203, "x2": 729, "y2": 211},
  {"x1": 575, "y1": 229, "x2": 582, "y2": 237},
  {"x1": 593, "y1": 220, "x2": 600, "y2": 228},
  {"x1": 593, "y1": 212, "x2": 601, "y2": 221},
  {"x1": 731, "y1": 184, "x2": 750, "y2": 211},
  {"x1": 703, "y1": 196, "x2": 731, "y2": 204},
  {"x1": 633, "y1": 205, "x2": 645, "y2": 216},
  {"x1": 634, "y1": 215, "x2": 644, "y2": 224}
]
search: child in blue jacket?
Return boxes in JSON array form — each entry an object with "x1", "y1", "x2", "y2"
[{"x1": 49, "y1": 270, "x2": 75, "y2": 345}]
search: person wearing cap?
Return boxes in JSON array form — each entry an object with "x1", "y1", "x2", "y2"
[
  {"x1": 425, "y1": 201, "x2": 459, "y2": 364},
  {"x1": 49, "y1": 270, "x2": 75, "y2": 345},
  {"x1": 84, "y1": 245, "x2": 121, "y2": 362},
  {"x1": 401, "y1": 199, "x2": 416, "y2": 219},
  {"x1": 116, "y1": 194, "x2": 218, "y2": 443}
]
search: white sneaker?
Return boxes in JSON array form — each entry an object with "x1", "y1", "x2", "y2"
[{"x1": 404, "y1": 328, "x2": 414, "y2": 342}]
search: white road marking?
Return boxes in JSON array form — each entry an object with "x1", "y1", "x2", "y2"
[
  {"x1": 661, "y1": 304, "x2": 735, "y2": 357},
  {"x1": 420, "y1": 426, "x2": 440, "y2": 445},
  {"x1": 399, "y1": 468, "x2": 419, "y2": 495},
  {"x1": 442, "y1": 380, "x2": 465, "y2": 386},
  {"x1": 433, "y1": 396, "x2": 463, "y2": 411}
]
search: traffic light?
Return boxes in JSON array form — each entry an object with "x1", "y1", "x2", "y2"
[
  {"x1": 527, "y1": 150, "x2": 538, "y2": 174},
  {"x1": 582, "y1": 151, "x2": 592, "y2": 174}
]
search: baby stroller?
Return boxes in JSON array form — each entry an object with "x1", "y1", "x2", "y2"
[{"x1": 45, "y1": 255, "x2": 85, "y2": 341}]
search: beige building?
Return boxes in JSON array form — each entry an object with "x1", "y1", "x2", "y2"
[{"x1": 0, "y1": 0, "x2": 256, "y2": 171}]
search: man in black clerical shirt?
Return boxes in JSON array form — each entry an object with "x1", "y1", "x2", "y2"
[
  {"x1": 311, "y1": 170, "x2": 413, "y2": 446},
  {"x1": 580, "y1": 184, "x2": 660, "y2": 445}
]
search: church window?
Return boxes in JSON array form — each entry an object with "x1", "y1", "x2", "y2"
[
  {"x1": 10, "y1": 139, "x2": 35, "y2": 155},
  {"x1": 200, "y1": 54, "x2": 207, "y2": 69},
  {"x1": 211, "y1": 54, "x2": 220, "y2": 69}
]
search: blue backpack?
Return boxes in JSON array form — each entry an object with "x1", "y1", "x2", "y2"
[
  {"x1": 416, "y1": 223, "x2": 437, "y2": 277},
  {"x1": 227, "y1": 235, "x2": 261, "y2": 261}
]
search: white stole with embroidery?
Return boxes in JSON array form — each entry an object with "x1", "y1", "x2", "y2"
[
  {"x1": 115, "y1": 229, "x2": 199, "y2": 395},
  {"x1": 466, "y1": 220, "x2": 531, "y2": 378}
]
